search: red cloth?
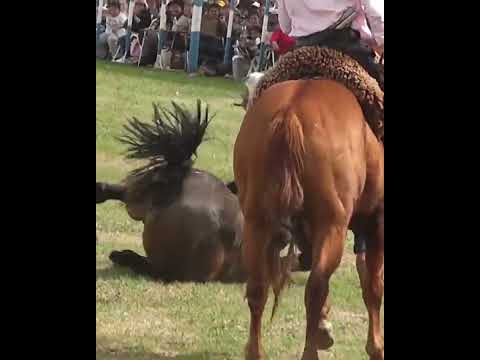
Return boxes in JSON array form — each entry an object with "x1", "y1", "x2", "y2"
[{"x1": 270, "y1": 29, "x2": 296, "y2": 55}]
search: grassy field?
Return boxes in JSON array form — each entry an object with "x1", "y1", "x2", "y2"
[{"x1": 96, "y1": 60, "x2": 381, "y2": 360}]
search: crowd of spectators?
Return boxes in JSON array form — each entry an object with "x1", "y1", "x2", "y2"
[{"x1": 96, "y1": 0, "x2": 296, "y2": 78}]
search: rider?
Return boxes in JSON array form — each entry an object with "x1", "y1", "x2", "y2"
[{"x1": 276, "y1": 0, "x2": 384, "y2": 91}]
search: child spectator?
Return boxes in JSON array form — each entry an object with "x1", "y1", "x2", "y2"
[
  {"x1": 246, "y1": 24, "x2": 262, "y2": 57},
  {"x1": 270, "y1": 22, "x2": 295, "y2": 56},
  {"x1": 147, "y1": 0, "x2": 160, "y2": 18},
  {"x1": 173, "y1": 1, "x2": 192, "y2": 33},
  {"x1": 247, "y1": 12, "x2": 261, "y2": 28},
  {"x1": 99, "y1": 0, "x2": 127, "y2": 59},
  {"x1": 166, "y1": 0, "x2": 184, "y2": 31},
  {"x1": 132, "y1": 0, "x2": 152, "y2": 34}
]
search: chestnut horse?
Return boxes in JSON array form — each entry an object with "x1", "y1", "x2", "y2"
[{"x1": 234, "y1": 80, "x2": 384, "y2": 359}]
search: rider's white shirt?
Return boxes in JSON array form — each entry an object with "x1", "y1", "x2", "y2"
[{"x1": 277, "y1": 0, "x2": 384, "y2": 47}]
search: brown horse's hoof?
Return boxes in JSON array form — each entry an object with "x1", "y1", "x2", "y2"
[
  {"x1": 245, "y1": 342, "x2": 265, "y2": 360},
  {"x1": 369, "y1": 352, "x2": 384, "y2": 360},
  {"x1": 367, "y1": 343, "x2": 384, "y2": 360},
  {"x1": 316, "y1": 322, "x2": 334, "y2": 350},
  {"x1": 367, "y1": 349, "x2": 384, "y2": 360},
  {"x1": 300, "y1": 348, "x2": 319, "y2": 360}
]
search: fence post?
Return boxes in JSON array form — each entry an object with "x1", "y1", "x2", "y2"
[
  {"x1": 223, "y1": 0, "x2": 236, "y2": 65},
  {"x1": 123, "y1": 0, "x2": 135, "y2": 61},
  {"x1": 258, "y1": 0, "x2": 271, "y2": 71},
  {"x1": 96, "y1": 0, "x2": 104, "y2": 40},
  {"x1": 188, "y1": 0, "x2": 203, "y2": 73},
  {"x1": 155, "y1": 0, "x2": 171, "y2": 68}
]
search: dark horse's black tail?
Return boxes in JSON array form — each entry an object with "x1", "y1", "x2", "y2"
[{"x1": 118, "y1": 100, "x2": 212, "y2": 204}]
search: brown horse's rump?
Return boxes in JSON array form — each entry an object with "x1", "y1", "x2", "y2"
[{"x1": 253, "y1": 46, "x2": 384, "y2": 142}]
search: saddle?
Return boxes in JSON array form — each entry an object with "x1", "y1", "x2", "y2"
[{"x1": 252, "y1": 46, "x2": 384, "y2": 143}]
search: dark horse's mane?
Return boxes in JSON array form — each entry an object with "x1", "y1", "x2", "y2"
[{"x1": 119, "y1": 100, "x2": 212, "y2": 206}]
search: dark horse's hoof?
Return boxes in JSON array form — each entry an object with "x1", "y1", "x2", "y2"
[
  {"x1": 109, "y1": 250, "x2": 140, "y2": 267},
  {"x1": 109, "y1": 249, "x2": 152, "y2": 277}
]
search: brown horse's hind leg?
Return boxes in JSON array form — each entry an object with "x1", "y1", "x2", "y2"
[
  {"x1": 109, "y1": 249, "x2": 153, "y2": 277},
  {"x1": 301, "y1": 224, "x2": 346, "y2": 360},
  {"x1": 243, "y1": 221, "x2": 270, "y2": 360},
  {"x1": 361, "y1": 211, "x2": 384, "y2": 360},
  {"x1": 296, "y1": 221, "x2": 334, "y2": 350},
  {"x1": 316, "y1": 299, "x2": 333, "y2": 350}
]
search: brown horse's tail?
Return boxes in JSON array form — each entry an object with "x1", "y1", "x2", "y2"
[
  {"x1": 263, "y1": 107, "x2": 305, "y2": 320},
  {"x1": 264, "y1": 107, "x2": 305, "y2": 220}
]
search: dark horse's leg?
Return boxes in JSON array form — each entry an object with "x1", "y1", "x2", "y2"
[
  {"x1": 109, "y1": 250, "x2": 154, "y2": 277},
  {"x1": 360, "y1": 208, "x2": 384, "y2": 360},
  {"x1": 96, "y1": 182, "x2": 126, "y2": 204},
  {"x1": 96, "y1": 182, "x2": 127, "y2": 242}
]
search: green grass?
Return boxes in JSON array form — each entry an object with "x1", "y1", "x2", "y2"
[{"x1": 96, "y1": 60, "x2": 382, "y2": 360}]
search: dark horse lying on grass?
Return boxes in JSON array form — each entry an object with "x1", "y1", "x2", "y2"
[
  {"x1": 96, "y1": 101, "x2": 296, "y2": 283},
  {"x1": 97, "y1": 101, "x2": 246, "y2": 282}
]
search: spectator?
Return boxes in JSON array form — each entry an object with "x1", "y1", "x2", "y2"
[
  {"x1": 147, "y1": 0, "x2": 160, "y2": 18},
  {"x1": 232, "y1": 11, "x2": 244, "y2": 39},
  {"x1": 121, "y1": 0, "x2": 153, "y2": 62},
  {"x1": 200, "y1": 4, "x2": 227, "y2": 39},
  {"x1": 219, "y1": 4, "x2": 229, "y2": 24},
  {"x1": 258, "y1": 4, "x2": 264, "y2": 20},
  {"x1": 238, "y1": 7, "x2": 249, "y2": 24},
  {"x1": 132, "y1": 0, "x2": 152, "y2": 35},
  {"x1": 170, "y1": 0, "x2": 191, "y2": 61},
  {"x1": 270, "y1": 22, "x2": 295, "y2": 57},
  {"x1": 99, "y1": 0, "x2": 127, "y2": 59},
  {"x1": 120, "y1": 0, "x2": 128, "y2": 13},
  {"x1": 173, "y1": 1, "x2": 192, "y2": 33},
  {"x1": 96, "y1": 3, "x2": 109, "y2": 59},
  {"x1": 166, "y1": 0, "x2": 184, "y2": 31},
  {"x1": 247, "y1": 12, "x2": 261, "y2": 28},
  {"x1": 246, "y1": 24, "x2": 261, "y2": 57},
  {"x1": 196, "y1": 4, "x2": 228, "y2": 75}
]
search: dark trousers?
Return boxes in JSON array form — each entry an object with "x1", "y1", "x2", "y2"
[
  {"x1": 198, "y1": 34, "x2": 224, "y2": 64},
  {"x1": 296, "y1": 28, "x2": 383, "y2": 91}
]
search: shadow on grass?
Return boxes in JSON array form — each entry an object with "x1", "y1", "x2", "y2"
[
  {"x1": 97, "y1": 336, "x2": 230, "y2": 360},
  {"x1": 96, "y1": 265, "x2": 151, "y2": 282},
  {"x1": 96, "y1": 265, "x2": 245, "y2": 285},
  {"x1": 97, "y1": 253, "x2": 309, "y2": 286},
  {"x1": 96, "y1": 349, "x2": 229, "y2": 360}
]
